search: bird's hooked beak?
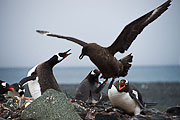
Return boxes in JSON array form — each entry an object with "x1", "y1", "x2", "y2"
[
  {"x1": 64, "y1": 49, "x2": 72, "y2": 58},
  {"x1": 79, "y1": 53, "x2": 84, "y2": 60},
  {"x1": 119, "y1": 82, "x2": 125, "y2": 90}
]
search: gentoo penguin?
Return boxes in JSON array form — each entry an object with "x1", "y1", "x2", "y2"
[
  {"x1": 0, "y1": 80, "x2": 15, "y2": 103},
  {"x1": 36, "y1": 0, "x2": 171, "y2": 82},
  {"x1": 75, "y1": 69, "x2": 104, "y2": 104},
  {"x1": 0, "y1": 80, "x2": 15, "y2": 94},
  {"x1": 8, "y1": 75, "x2": 37, "y2": 97},
  {"x1": 27, "y1": 49, "x2": 71, "y2": 99},
  {"x1": 108, "y1": 79, "x2": 144, "y2": 115}
]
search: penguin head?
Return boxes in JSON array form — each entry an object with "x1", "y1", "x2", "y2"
[
  {"x1": 18, "y1": 86, "x2": 25, "y2": 97},
  {"x1": 55, "y1": 49, "x2": 71, "y2": 62},
  {"x1": 88, "y1": 69, "x2": 101, "y2": 82},
  {"x1": 90, "y1": 69, "x2": 101, "y2": 77},
  {"x1": 10, "y1": 83, "x2": 25, "y2": 97},
  {"x1": 114, "y1": 79, "x2": 129, "y2": 92},
  {"x1": 0, "y1": 80, "x2": 15, "y2": 94}
]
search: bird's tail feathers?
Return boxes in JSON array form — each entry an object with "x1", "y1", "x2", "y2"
[{"x1": 120, "y1": 53, "x2": 133, "y2": 77}]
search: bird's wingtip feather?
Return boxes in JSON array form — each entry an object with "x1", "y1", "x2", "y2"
[{"x1": 36, "y1": 30, "x2": 50, "y2": 35}]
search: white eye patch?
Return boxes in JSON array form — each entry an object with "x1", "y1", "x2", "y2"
[
  {"x1": 18, "y1": 88, "x2": 25, "y2": 93},
  {"x1": 56, "y1": 53, "x2": 63, "y2": 61},
  {"x1": 125, "y1": 79, "x2": 129, "y2": 84},
  {"x1": 18, "y1": 89, "x2": 22, "y2": 93},
  {"x1": 90, "y1": 70, "x2": 96, "y2": 75},
  {"x1": 2, "y1": 82, "x2": 7, "y2": 87}
]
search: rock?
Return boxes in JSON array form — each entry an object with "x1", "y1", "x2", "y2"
[
  {"x1": 70, "y1": 99, "x2": 180, "y2": 120},
  {"x1": 73, "y1": 103, "x2": 88, "y2": 118},
  {"x1": 95, "y1": 112, "x2": 120, "y2": 120},
  {"x1": 166, "y1": 106, "x2": 180, "y2": 115},
  {"x1": 21, "y1": 89, "x2": 82, "y2": 120}
]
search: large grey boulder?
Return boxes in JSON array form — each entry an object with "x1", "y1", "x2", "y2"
[{"x1": 21, "y1": 89, "x2": 82, "y2": 120}]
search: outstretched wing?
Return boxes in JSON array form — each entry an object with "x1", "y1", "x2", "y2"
[
  {"x1": 107, "y1": 0, "x2": 172, "y2": 55},
  {"x1": 36, "y1": 30, "x2": 88, "y2": 47}
]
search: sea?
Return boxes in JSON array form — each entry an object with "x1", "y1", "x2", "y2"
[{"x1": 0, "y1": 66, "x2": 179, "y2": 84}]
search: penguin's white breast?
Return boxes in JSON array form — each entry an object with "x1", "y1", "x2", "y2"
[
  {"x1": 27, "y1": 78, "x2": 41, "y2": 99},
  {"x1": 108, "y1": 85, "x2": 140, "y2": 114},
  {"x1": 27, "y1": 65, "x2": 41, "y2": 99}
]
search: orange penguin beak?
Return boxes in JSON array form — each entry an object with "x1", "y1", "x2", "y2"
[
  {"x1": 119, "y1": 82, "x2": 125, "y2": 90},
  {"x1": 8, "y1": 88, "x2": 15, "y2": 91}
]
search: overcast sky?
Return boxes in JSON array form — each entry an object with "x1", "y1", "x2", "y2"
[{"x1": 0, "y1": 0, "x2": 179, "y2": 68}]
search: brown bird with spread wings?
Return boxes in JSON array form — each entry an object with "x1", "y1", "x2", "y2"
[{"x1": 37, "y1": 0, "x2": 171, "y2": 82}]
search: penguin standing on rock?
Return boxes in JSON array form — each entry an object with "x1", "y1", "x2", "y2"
[
  {"x1": 27, "y1": 49, "x2": 71, "y2": 99},
  {"x1": 75, "y1": 69, "x2": 106, "y2": 104},
  {"x1": 108, "y1": 79, "x2": 144, "y2": 115}
]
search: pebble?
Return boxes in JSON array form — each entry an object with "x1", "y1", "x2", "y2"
[
  {"x1": 0, "y1": 94, "x2": 33, "y2": 119},
  {"x1": 1, "y1": 94, "x2": 180, "y2": 120}
]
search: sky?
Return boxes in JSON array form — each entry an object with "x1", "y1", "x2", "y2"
[{"x1": 0, "y1": 0, "x2": 180, "y2": 68}]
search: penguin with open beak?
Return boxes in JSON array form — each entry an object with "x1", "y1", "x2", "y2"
[
  {"x1": 108, "y1": 79, "x2": 144, "y2": 115},
  {"x1": 27, "y1": 49, "x2": 71, "y2": 99}
]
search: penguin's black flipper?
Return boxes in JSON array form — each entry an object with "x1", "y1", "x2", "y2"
[
  {"x1": 95, "y1": 79, "x2": 108, "y2": 93},
  {"x1": 129, "y1": 90, "x2": 144, "y2": 109},
  {"x1": 108, "y1": 78, "x2": 115, "y2": 89},
  {"x1": 19, "y1": 72, "x2": 37, "y2": 86}
]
